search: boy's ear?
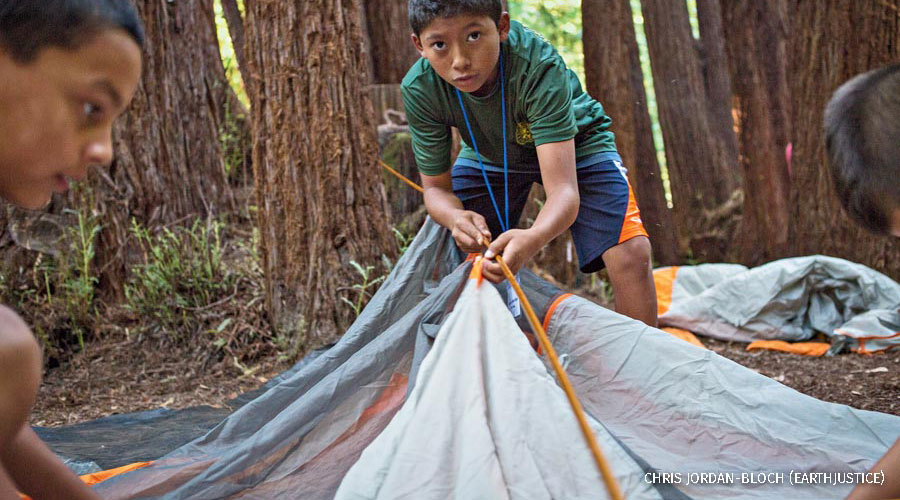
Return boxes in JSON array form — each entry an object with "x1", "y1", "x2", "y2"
[
  {"x1": 411, "y1": 34, "x2": 425, "y2": 57},
  {"x1": 498, "y1": 12, "x2": 511, "y2": 43}
]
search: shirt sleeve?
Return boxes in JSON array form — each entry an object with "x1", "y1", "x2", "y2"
[
  {"x1": 522, "y1": 59, "x2": 578, "y2": 146},
  {"x1": 401, "y1": 82, "x2": 453, "y2": 176}
]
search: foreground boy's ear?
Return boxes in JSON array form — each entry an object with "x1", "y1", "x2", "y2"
[
  {"x1": 411, "y1": 34, "x2": 425, "y2": 57},
  {"x1": 498, "y1": 12, "x2": 511, "y2": 43}
]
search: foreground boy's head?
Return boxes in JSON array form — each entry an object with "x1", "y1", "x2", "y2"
[
  {"x1": 409, "y1": 0, "x2": 509, "y2": 96},
  {"x1": 0, "y1": 0, "x2": 144, "y2": 210},
  {"x1": 825, "y1": 62, "x2": 900, "y2": 237}
]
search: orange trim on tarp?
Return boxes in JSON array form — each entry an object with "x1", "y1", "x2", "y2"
[
  {"x1": 80, "y1": 461, "x2": 153, "y2": 486},
  {"x1": 653, "y1": 267, "x2": 679, "y2": 316},
  {"x1": 617, "y1": 182, "x2": 649, "y2": 245},
  {"x1": 661, "y1": 327, "x2": 706, "y2": 349},
  {"x1": 834, "y1": 329, "x2": 900, "y2": 355},
  {"x1": 746, "y1": 340, "x2": 831, "y2": 357},
  {"x1": 19, "y1": 461, "x2": 153, "y2": 500},
  {"x1": 536, "y1": 293, "x2": 573, "y2": 357},
  {"x1": 542, "y1": 293, "x2": 573, "y2": 333}
]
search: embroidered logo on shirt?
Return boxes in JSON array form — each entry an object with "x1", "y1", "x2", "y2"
[{"x1": 515, "y1": 122, "x2": 534, "y2": 145}]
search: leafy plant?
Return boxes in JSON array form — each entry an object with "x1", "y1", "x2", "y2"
[
  {"x1": 392, "y1": 227, "x2": 414, "y2": 255},
  {"x1": 339, "y1": 260, "x2": 387, "y2": 317},
  {"x1": 125, "y1": 217, "x2": 233, "y2": 341},
  {"x1": 0, "y1": 204, "x2": 102, "y2": 355},
  {"x1": 61, "y1": 208, "x2": 101, "y2": 350}
]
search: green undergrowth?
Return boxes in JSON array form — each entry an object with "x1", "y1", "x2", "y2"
[
  {"x1": 0, "y1": 208, "x2": 276, "y2": 368},
  {"x1": 0, "y1": 192, "x2": 422, "y2": 370}
]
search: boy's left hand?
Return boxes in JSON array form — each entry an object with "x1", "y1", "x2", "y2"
[{"x1": 482, "y1": 228, "x2": 544, "y2": 283}]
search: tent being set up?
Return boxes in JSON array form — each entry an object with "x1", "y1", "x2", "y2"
[{"x1": 43, "y1": 219, "x2": 899, "y2": 499}]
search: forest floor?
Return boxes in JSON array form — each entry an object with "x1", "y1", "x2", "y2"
[{"x1": 31, "y1": 285, "x2": 900, "y2": 427}]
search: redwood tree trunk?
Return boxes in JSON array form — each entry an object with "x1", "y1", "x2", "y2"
[
  {"x1": 723, "y1": 0, "x2": 792, "y2": 265},
  {"x1": 221, "y1": 0, "x2": 248, "y2": 83},
  {"x1": 362, "y1": 0, "x2": 419, "y2": 84},
  {"x1": 245, "y1": 0, "x2": 396, "y2": 350},
  {"x1": 789, "y1": 0, "x2": 900, "y2": 278},
  {"x1": 93, "y1": 0, "x2": 235, "y2": 299},
  {"x1": 583, "y1": 0, "x2": 680, "y2": 266},
  {"x1": 696, "y1": 0, "x2": 739, "y2": 164},
  {"x1": 641, "y1": 0, "x2": 741, "y2": 262}
]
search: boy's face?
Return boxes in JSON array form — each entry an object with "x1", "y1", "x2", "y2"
[
  {"x1": 412, "y1": 12, "x2": 510, "y2": 96},
  {"x1": 0, "y1": 29, "x2": 142, "y2": 209}
]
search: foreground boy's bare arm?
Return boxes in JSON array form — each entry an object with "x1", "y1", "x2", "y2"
[
  {"x1": 0, "y1": 306, "x2": 101, "y2": 500},
  {"x1": 421, "y1": 172, "x2": 493, "y2": 253}
]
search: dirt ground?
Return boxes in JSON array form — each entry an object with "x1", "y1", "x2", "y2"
[
  {"x1": 31, "y1": 332, "x2": 289, "y2": 427},
  {"x1": 31, "y1": 322, "x2": 900, "y2": 428},
  {"x1": 704, "y1": 338, "x2": 900, "y2": 415}
]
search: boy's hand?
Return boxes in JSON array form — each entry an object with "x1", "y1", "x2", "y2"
[
  {"x1": 451, "y1": 210, "x2": 492, "y2": 253},
  {"x1": 482, "y1": 228, "x2": 544, "y2": 283}
]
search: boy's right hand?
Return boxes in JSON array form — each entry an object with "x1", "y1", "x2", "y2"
[{"x1": 451, "y1": 210, "x2": 492, "y2": 253}]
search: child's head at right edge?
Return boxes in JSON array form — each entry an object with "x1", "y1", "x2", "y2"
[
  {"x1": 0, "y1": 0, "x2": 144, "y2": 210},
  {"x1": 825, "y1": 62, "x2": 900, "y2": 238}
]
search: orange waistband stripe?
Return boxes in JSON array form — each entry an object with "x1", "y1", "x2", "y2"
[{"x1": 617, "y1": 182, "x2": 649, "y2": 245}]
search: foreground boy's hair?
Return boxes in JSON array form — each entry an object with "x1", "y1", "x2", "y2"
[
  {"x1": 0, "y1": 0, "x2": 144, "y2": 63},
  {"x1": 825, "y1": 62, "x2": 900, "y2": 235},
  {"x1": 408, "y1": 0, "x2": 502, "y2": 35}
]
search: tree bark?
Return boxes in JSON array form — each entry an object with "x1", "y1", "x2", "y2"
[
  {"x1": 361, "y1": 0, "x2": 419, "y2": 84},
  {"x1": 582, "y1": 0, "x2": 681, "y2": 266},
  {"x1": 696, "y1": 0, "x2": 739, "y2": 164},
  {"x1": 641, "y1": 0, "x2": 741, "y2": 262},
  {"x1": 245, "y1": 0, "x2": 396, "y2": 351},
  {"x1": 221, "y1": 0, "x2": 249, "y2": 85},
  {"x1": 722, "y1": 0, "x2": 792, "y2": 265},
  {"x1": 92, "y1": 0, "x2": 235, "y2": 299},
  {"x1": 789, "y1": 0, "x2": 900, "y2": 279}
]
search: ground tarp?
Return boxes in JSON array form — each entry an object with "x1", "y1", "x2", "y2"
[{"x1": 75, "y1": 219, "x2": 899, "y2": 499}]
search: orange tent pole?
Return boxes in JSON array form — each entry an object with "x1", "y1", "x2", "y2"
[
  {"x1": 378, "y1": 163, "x2": 624, "y2": 499},
  {"x1": 497, "y1": 255, "x2": 625, "y2": 500},
  {"x1": 378, "y1": 159, "x2": 424, "y2": 194}
]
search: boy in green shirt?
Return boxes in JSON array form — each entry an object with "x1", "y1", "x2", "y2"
[
  {"x1": 0, "y1": 1, "x2": 143, "y2": 498},
  {"x1": 402, "y1": 0, "x2": 658, "y2": 326}
]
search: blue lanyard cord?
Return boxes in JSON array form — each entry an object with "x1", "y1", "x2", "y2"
[{"x1": 455, "y1": 48, "x2": 509, "y2": 234}]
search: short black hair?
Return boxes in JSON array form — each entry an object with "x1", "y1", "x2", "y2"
[
  {"x1": 0, "y1": 0, "x2": 144, "y2": 63},
  {"x1": 825, "y1": 62, "x2": 900, "y2": 235},
  {"x1": 408, "y1": 0, "x2": 502, "y2": 36}
]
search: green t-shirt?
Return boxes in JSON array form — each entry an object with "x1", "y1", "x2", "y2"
[{"x1": 401, "y1": 20, "x2": 616, "y2": 176}]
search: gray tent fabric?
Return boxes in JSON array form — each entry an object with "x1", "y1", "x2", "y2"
[
  {"x1": 659, "y1": 255, "x2": 900, "y2": 349},
  {"x1": 335, "y1": 276, "x2": 659, "y2": 500},
  {"x1": 547, "y1": 295, "x2": 898, "y2": 499},
  {"x1": 92, "y1": 221, "x2": 899, "y2": 499},
  {"x1": 833, "y1": 308, "x2": 900, "y2": 353}
]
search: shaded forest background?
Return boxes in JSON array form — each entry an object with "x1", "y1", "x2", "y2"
[{"x1": 2, "y1": 0, "x2": 898, "y2": 388}]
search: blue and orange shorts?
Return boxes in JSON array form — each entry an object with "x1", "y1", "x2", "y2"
[{"x1": 452, "y1": 151, "x2": 648, "y2": 273}]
